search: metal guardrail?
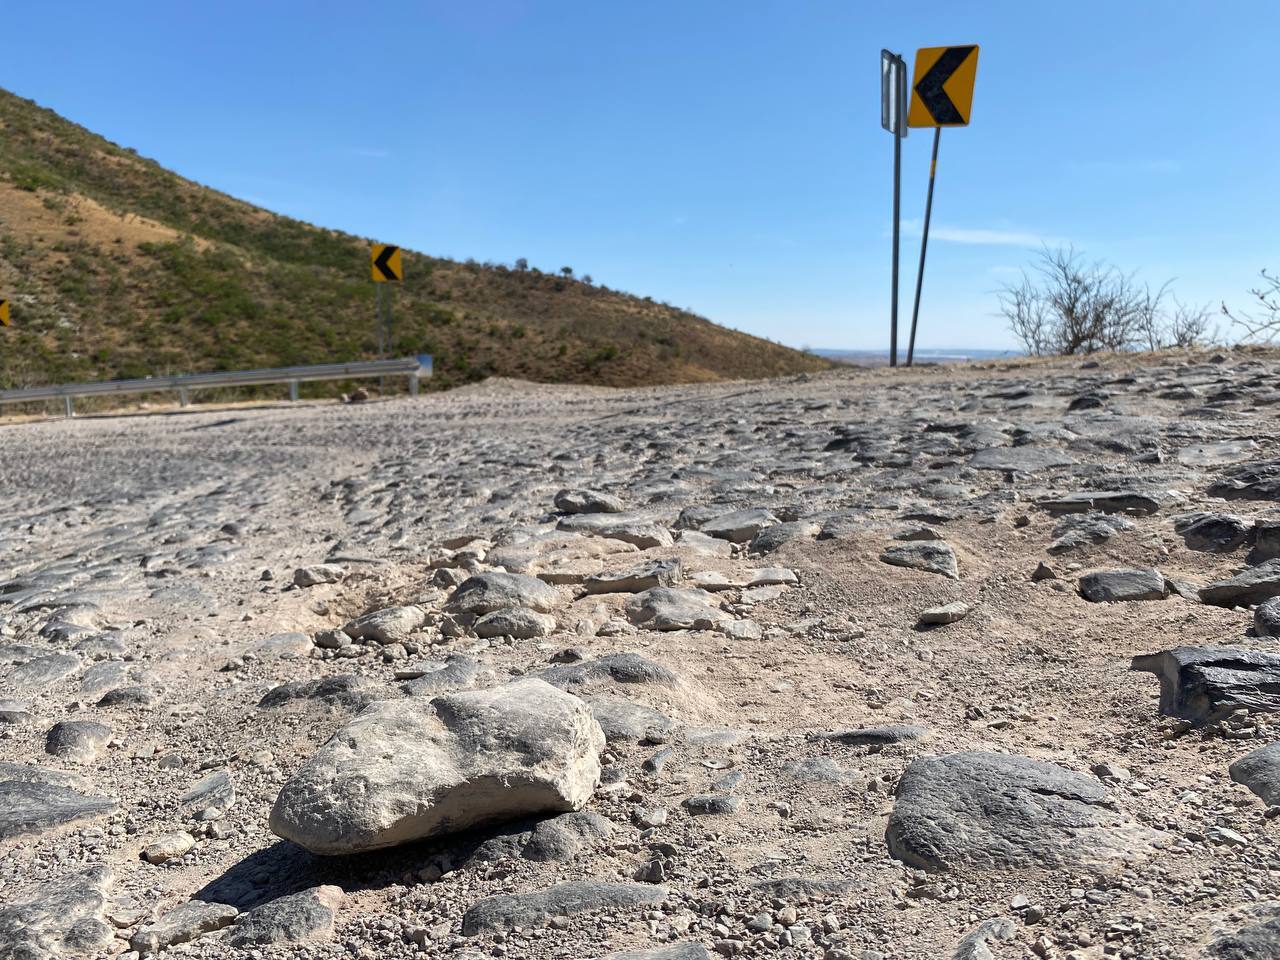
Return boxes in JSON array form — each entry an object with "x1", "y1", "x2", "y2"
[{"x1": 0, "y1": 355, "x2": 433, "y2": 417}]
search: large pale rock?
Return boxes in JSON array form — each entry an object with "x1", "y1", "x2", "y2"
[
  {"x1": 341, "y1": 605, "x2": 425, "y2": 644},
  {"x1": 554, "y1": 488, "x2": 625, "y2": 514},
  {"x1": 1230, "y1": 742, "x2": 1280, "y2": 806},
  {"x1": 446, "y1": 572, "x2": 559, "y2": 614},
  {"x1": 625, "y1": 588, "x2": 727, "y2": 631},
  {"x1": 881, "y1": 541, "x2": 959, "y2": 579},
  {"x1": 0, "y1": 866, "x2": 115, "y2": 959},
  {"x1": 270, "y1": 679, "x2": 605, "y2": 855},
  {"x1": 886, "y1": 751, "x2": 1155, "y2": 872},
  {"x1": 1132, "y1": 646, "x2": 1280, "y2": 723}
]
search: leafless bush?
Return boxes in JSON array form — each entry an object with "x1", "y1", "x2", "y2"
[
  {"x1": 1222, "y1": 269, "x2": 1280, "y2": 343},
  {"x1": 1000, "y1": 246, "x2": 1214, "y2": 355}
]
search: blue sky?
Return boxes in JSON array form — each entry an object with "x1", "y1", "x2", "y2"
[{"x1": 4, "y1": 1, "x2": 1278, "y2": 349}]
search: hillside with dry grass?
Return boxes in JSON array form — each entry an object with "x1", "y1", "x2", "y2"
[{"x1": 0, "y1": 89, "x2": 830, "y2": 392}]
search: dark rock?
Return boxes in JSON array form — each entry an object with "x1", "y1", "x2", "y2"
[
  {"x1": 1257, "y1": 597, "x2": 1280, "y2": 639},
  {"x1": 597, "y1": 944, "x2": 710, "y2": 960},
  {"x1": 1208, "y1": 459, "x2": 1280, "y2": 502},
  {"x1": 537, "y1": 653, "x2": 679, "y2": 690},
  {"x1": 886, "y1": 751, "x2": 1155, "y2": 871},
  {"x1": 130, "y1": 899, "x2": 239, "y2": 954},
  {"x1": 1208, "y1": 903, "x2": 1280, "y2": 959},
  {"x1": 682, "y1": 794, "x2": 741, "y2": 815},
  {"x1": 0, "y1": 866, "x2": 114, "y2": 959},
  {"x1": 1230, "y1": 742, "x2": 1280, "y2": 807},
  {"x1": 701, "y1": 508, "x2": 779, "y2": 543},
  {"x1": 0, "y1": 778, "x2": 117, "y2": 839},
  {"x1": 96, "y1": 685, "x2": 158, "y2": 708},
  {"x1": 229, "y1": 886, "x2": 344, "y2": 947},
  {"x1": 555, "y1": 488, "x2": 625, "y2": 514},
  {"x1": 816, "y1": 724, "x2": 928, "y2": 747},
  {"x1": 461, "y1": 882, "x2": 667, "y2": 935},
  {"x1": 1048, "y1": 512, "x2": 1134, "y2": 554},
  {"x1": 1201, "y1": 560, "x2": 1280, "y2": 608},
  {"x1": 591, "y1": 698, "x2": 675, "y2": 743},
  {"x1": 258, "y1": 674, "x2": 382, "y2": 712},
  {"x1": 45, "y1": 719, "x2": 113, "y2": 763},
  {"x1": 521, "y1": 811, "x2": 614, "y2": 862},
  {"x1": 1131, "y1": 646, "x2": 1280, "y2": 723},
  {"x1": 881, "y1": 541, "x2": 959, "y2": 579},
  {"x1": 401, "y1": 655, "x2": 483, "y2": 696},
  {"x1": 1079, "y1": 568, "x2": 1167, "y2": 602},
  {"x1": 1253, "y1": 520, "x2": 1280, "y2": 563},
  {"x1": 1038, "y1": 491, "x2": 1161, "y2": 516},
  {"x1": 748, "y1": 521, "x2": 819, "y2": 554},
  {"x1": 952, "y1": 917, "x2": 1016, "y2": 960},
  {"x1": 1173, "y1": 512, "x2": 1252, "y2": 553}
]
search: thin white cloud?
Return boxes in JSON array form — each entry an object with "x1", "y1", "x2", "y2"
[
  {"x1": 899, "y1": 218, "x2": 1066, "y2": 247},
  {"x1": 345, "y1": 147, "x2": 390, "y2": 159}
]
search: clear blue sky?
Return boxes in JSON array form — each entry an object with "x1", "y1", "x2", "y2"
[{"x1": 3, "y1": 1, "x2": 1277, "y2": 350}]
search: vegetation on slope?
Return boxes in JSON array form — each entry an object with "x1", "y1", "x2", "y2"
[{"x1": 0, "y1": 89, "x2": 830, "y2": 392}]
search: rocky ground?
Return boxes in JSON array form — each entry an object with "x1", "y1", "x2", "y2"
[{"x1": 4, "y1": 351, "x2": 1280, "y2": 960}]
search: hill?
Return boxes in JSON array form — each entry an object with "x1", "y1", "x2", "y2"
[{"x1": 0, "y1": 89, "x2": 830, "y2": 392}]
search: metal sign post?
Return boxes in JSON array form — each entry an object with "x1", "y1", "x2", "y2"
[
  {"x1": 371, "y1": 244, "x2": 404, "y2": 380},
  {"x1": 904, "y1": 44, "x2": 980, "y2": 367},
  {"x1": 881, "y1": 50, "x2": 908, "y2": 367}
]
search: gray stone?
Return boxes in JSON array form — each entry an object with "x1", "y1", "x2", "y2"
[
  {"x1": 522, "y1": 811, "x2": 614, "y2": 862},
  {"x1": 0, "y1": 866, "x2": 114, "y2": 959},
  {"x1": 252, "y1": 632, "x2": 313, "y2": 659},
  {"x1": 887, "y1": 751, "x2": 1155, "y2": 871},
  {"x1": 229, "y1": 886, "x2": 344, "y2": 947},
  {"x1": 625, "y1": 587, "x2": 728, "y2": 631},
  {"x1": 293, "y1": 564, "x2": 343, "y2": 588},
  {"x1": 748, "y1": 521, "x2": 819, "y2": 554},
  {"x1": 130, "y1": 899, "x2": 239, "y2": 954},
  {"x1": 557, "y1": 513, "x2": 674, "y2": 549},
  {"x1": 462, "y1": 882, "x2": 667, "y2": 935},
  {"x1": 881, "y1": 541, "x2": 959, "y2": 580},
  {"x1": 583, "y1": 559, "x2": 683, "y2": 595},
  {"x1": 1132, "y1": 647, "x2": 1280, "y2": 723},
  {"x1": 270, "y1": 678, "x2": 604, "y2": 855},
  {"x1": 919, "y1": 602, "x2": 970, "y2": 625},
  {"x1": 682, "y1": 794, "x2": 741, "y2": 815},
  {"x1": 1254, "y1": 520, "x2": 1280, "y2": 563},
  {"x1": 0, "y1": 699, "x2": 31, "y2": 724},
  {"x1": 1208, "y1": 459, "x2": 1280, "y2": 502},
  {"x1": 969, "y1": 447, "x2": 1074, "y2": 473},
  {"x1": 447, "y1": 572, "x2": 560, "y2": 615},
  {"x1": 1079, "y1": 568, "x2": 1167, "y2": 602},
  {"x1": 182, "y1": 769, "x2": 235, "y2": 821},
  {"x1": 952, "y1": 917, "x2": 1016, "y2": 960},
  {"x1": 258, "y1": 674, "x2": 382, "y2": 712},
  {"x1": 1257, "y1": 597, "x2": 1280, "y2": 639},
  {"x1": 1230, "y1": 742, "x2": 1280, "y2": 807},
  {"x1": 473, "y1": 607, "x2": 557, "y2": 639},
  {"x1": 1174, "y1": 512, "x2": 1252, "y2": 553},
  {"x1": 555, "y1": 488, "x2": 625, "y2": 514},
  {"x1": 341, "y1": 605, "x2": 426, "y2": 644},
  {"x1": 0, "y1": 778, "x2": 117, "y2": 839},
  {"x1": 781, "y1": 757, "x2": 857, "y2": 783},
  {"x1": 8, "y1": 653, "x2": 80, "y2": 689},
  {"x1": 401, "y1": 655, "x2": 483, "y2": 696},
  {"x1": 45, "y1": 719, "x2": 112, "y2": 764},
  {"x1": 817, "y1": 725, "x2": 928, "y2": 747},
  {"x1": 537, "y1": 653, "x2": 679, "y2": 689},
  {"x1": 1208, "y1": 903, "x2": 1280, "y2": 959},
  {"x1": 750, "y1": 876, "x2": 858, "y2": 900},
  {"x1": 701, "y1": 507, "x2": 779, "y2": 543},
  {"x1": 1201, "y1": 560, "x2": 1280, "y2": 607},
  {"x1": 1038, "y1": 491, "x2": 1162, "y2": 516},
  {"x1": 590, "y1": 698, "x2": 675, "y2": 743},
  {"x1": 598, "y1": 946, "x2": 711, "y2": 960},
  {"x1": 1048, "y1": 512, "x2": 1134, "y2": 554}
]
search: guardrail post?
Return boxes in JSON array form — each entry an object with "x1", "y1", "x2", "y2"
[
  {"x1": 179, "y1": 388, "x2": 190, "y2": 408},
  {"x1": 408, "y1": 372, "x2": 419, "y2": 397},
  {"x1": 289, "y1": 381, "x2": 299, "y2": 402},
  {"x1": 63, "y1": 396, "x2": 73, "y2": 418}
]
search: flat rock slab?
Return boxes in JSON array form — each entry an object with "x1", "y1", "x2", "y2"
[
  {"x1": 537, "y1": 653, "x2": 680, "y2": 690},
  {"x1": 1173, "y1": 512, "x2": 1252, "y2": 553},
  {"x1": 229, "y1": 885, "x2": 344, "y2": 947},
  {"x1": 1048, "y1": 512, "x2": 1134, "y2": 554},
  {"x1": 625, "y1": 587, "x2": 728, "y2": 631},
  {"x1": 817, "y1": 724, "x2": 928, "y2": 747},
  {"x1": 1038, "y1": 491, "x2": 1161, "y2": 516},
  {"x1": 881, "y1": 542, "x2": 959, "y2": 580},
  {"x1": 0, "y1": 778, "x2": 118, "y2": 839},
  {"x1": 447, "y1": 572, "x2": 560, "y2": 614},
  {"x1": 1230, "y1": 742, "x2": 1280, "y2": 807},
  {"x1": 1079, "y1": 568, "x2": 1167, "y2": 602},
  {"x1": 1131, "y1": 646, "x2": 1280, "y2": 723},
  {"x1": 341, "y1": 605, "x2": 426, "y2": 644},
  {"x1": 557, "y1": 513, "x2": 674, "y2": 549},
  {"x1": 969, "y1": 447, "x2": 1074, "y2": 473},
  {"x1": 0, "y1": 866, "x2": 114, "y2": 959},
  {"x1": 1200, "y1": 559, "x2": 1280, "y2": 608},
  {"x1": 131, "y1": 899, "x2": 239, "y2": 954},
  {"x1": 887, "y1": 751, "x2": 1155, "y2": 872},
  {"x1": 701, "y1": 508, "x2": 779, "y2": 543},
  {"x1": 1208, "y1": 459, "x2": 1280, "y2": 502},
  {"x1": 271, "y1": 678, "x2": 604, "y2": 855},
  {"x1": 952, "y1": 918, "x2": 1015, "y2": 960},
  {"x1": 461, "y1": 881, "x2": 667, "y2": 935},
  {"x1": 583, "y1": 559, "x2": 683, "y2": 595},
  {"x1": 598, "y1": 946, "x2": 711, "y2": 960}
]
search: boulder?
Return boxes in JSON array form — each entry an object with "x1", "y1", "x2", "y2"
[
  {"x1": 701, "y1": 508, "x2": 779, "y2": 543},
  {"x1": 887, "y1": 751, "x2": 1155, "y2": 871},
  {"x1": 748, "y1": 521, "x2": 819, "y2": 554},
  {"x1": 473, "y1": 607, "x2": 557, "y2": 639},
  {"x1": 1208, "y1": 459, "x2": 1280, "y2": 502},
  {"x1": 1173, "y1": 512, "x2": 1252, "y2": 553},
  {"x1": 270, "y1": 678, "x2": 604, "y2": 855},
  {"x1": 341, "y1": 605, "x2": 425, "y2": 644},
  {"x1": 130, "y1": 900, "x2": 239, "y2": 954},
  {"x1": 1207, "y1": 903, "x2": 1280, "y2": 959},
  {"x1": 1079, "y1": 568, "x2": 1167, "y2": 602},
  {"x1": 1131, "y1": 646, "x2": 1280, "y2": 723},
  {"x1": 45, "y1": 719, "x2": 113, "y2": 763}
]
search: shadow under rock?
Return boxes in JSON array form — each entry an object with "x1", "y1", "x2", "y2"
[{"x1": 193, "y1": 817, "x2": 543, "y2": 910}]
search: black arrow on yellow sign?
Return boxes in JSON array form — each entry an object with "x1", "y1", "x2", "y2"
[
  {"x1": 908, "y1": 45, "x2": 979, "y2": 128},
  {"x1": 371, "y1": 244, "x2": 403, "y2": 283}
]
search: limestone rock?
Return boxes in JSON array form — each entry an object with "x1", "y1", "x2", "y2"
[
  {"x1": 142, "y1": 830, "x2": 195, "y2": 864},
  {"x1": 270, "y1": 678, "x2": 605, "y2": 855},
  {"x1": 293, "y1": 564, "x2": 343, "y2": 587},
  {"x1": 341, "y1": 605, "x2": 426, "y2": 644},
  {"x1": 881, "y1": 541, "x2": 959, "y2": 580},
  {"x1": 473, "y1": 607, "x2": 557, "y2": 639},
  {"x1": 555, "y1": 488, "x2": 625, "y2": 514},
  {"x1": 625, "y1": 587, "x2": 728, "y2": 631}
]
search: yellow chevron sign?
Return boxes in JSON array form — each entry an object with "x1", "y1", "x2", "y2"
[
  {"x1": 908, "y1": 45, "x2": 979, "y2": 128},
  {"x1": 371, "y1": 244, "x2": 403, "y2": 283}
]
